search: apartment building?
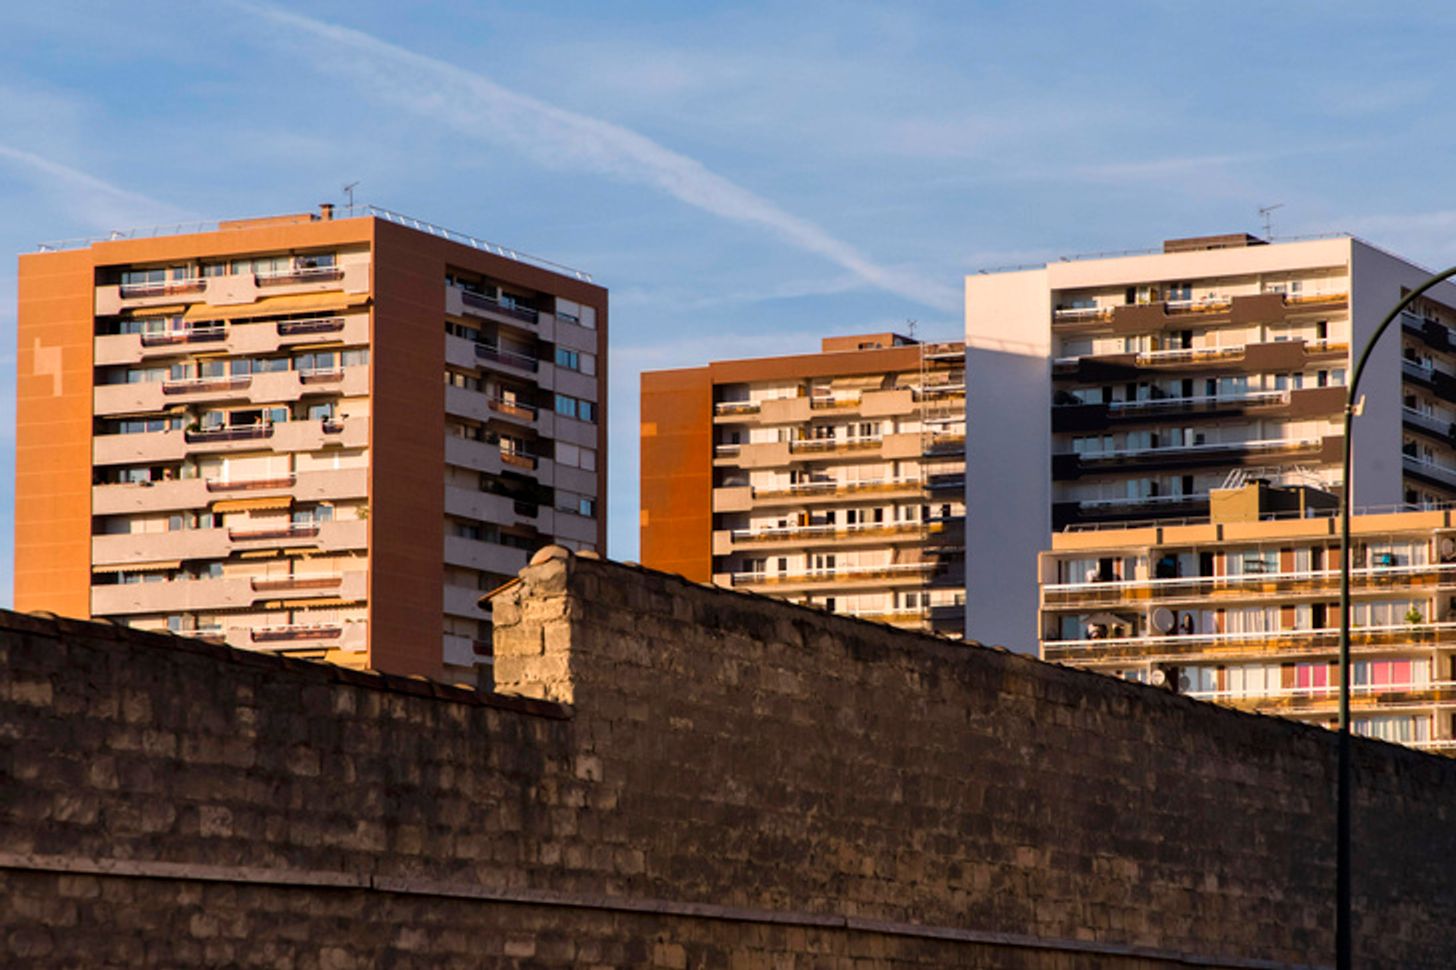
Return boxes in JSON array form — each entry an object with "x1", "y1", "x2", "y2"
[
  {"x1": 967, "y1": 233, "x2": 1456, "y2": 650},
  {"x1": 1038, "y1": 481, "x2": 1456, "y2": 754},
  {"x1": 641, "y1": 333, "x2": 965, "y2": 637},
  {"x1": 16, "y1": 205, "x2": 606, "y2": 684}
]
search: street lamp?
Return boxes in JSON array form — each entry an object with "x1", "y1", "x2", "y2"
[{"x1": 1337, "y1": 264, "x2": 1456, "y2": 969}]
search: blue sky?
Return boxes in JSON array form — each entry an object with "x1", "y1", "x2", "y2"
[{"x1": 5, "y1": 2, "x2": 1456, "y2": 606}]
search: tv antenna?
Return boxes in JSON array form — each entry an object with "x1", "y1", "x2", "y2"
[
  {"x1": 906, "y1": 318, "x2": 918, "y2": 340},
  {"x1": 1258, "y1": 203, "x2": 1283, "y2": 239},
  {"x1": 343, "y1": 181, "x2": 360, "y2": 212}
]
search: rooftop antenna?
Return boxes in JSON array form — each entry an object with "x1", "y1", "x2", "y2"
[
  {"x1": 906, "y1": 318, "x2": 918, "y2": 341},
  {"x1": 1259, "y1": 203, "x2": 1284, "y2": 240},
  {"x1": 342, "y1": 181, "x2": 360, "y2": 213}
]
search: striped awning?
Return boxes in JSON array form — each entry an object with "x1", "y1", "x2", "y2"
[
  {"x1": 211, "y1": 496, "x2": 293, "y2": 513},
  {"x1": 91, "y1": 560, "x2": 182, "y2": 574},
  {"x1": 127, "y1": 304, "x2": 187, "y2": 318},
  {"x1": 183, "y1": 292, "x2": 368, "y2": 323}
]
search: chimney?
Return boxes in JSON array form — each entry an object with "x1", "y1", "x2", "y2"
[{"x1": 318, "y1": 203, "x2": 334, "y2": 221}]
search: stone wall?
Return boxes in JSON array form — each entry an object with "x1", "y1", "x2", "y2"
[{"x1": 3, "y1": 550, "x2": 1455, "y2": 967}]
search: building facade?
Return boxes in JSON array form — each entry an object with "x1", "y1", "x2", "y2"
[
  {"x1": 967, "y1": 233, "x2": 1456, "y2": 650},
  {"x1": 1038, "y1": 482, "x2": 1456, "y2": 754},
  {"x1": 641, "y1": 333, "x2": 965, "y2": 637},
  {"x1": 15, "y1": 206, "x2": 606, "y2": 683}
]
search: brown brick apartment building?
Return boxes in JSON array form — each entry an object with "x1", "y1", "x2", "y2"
[
  {"x1": 641, "y1": 333, "x2": 965, "y2": 637},
  {"x1": 15, "y1": 205, "x2": 606, "y2": 683}
]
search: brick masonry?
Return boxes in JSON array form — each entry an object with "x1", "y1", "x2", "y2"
[{"x1": 2, "y1": 548, "x2": 1454, "y2": 967}]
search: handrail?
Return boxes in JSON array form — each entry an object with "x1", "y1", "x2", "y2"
[{"x1": 1045, "y1": 558, "x2": 1456, "y2": 595}]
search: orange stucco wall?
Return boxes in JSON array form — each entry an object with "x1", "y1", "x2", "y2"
[
  {"x1": 640, "y1": 367, "x2": 714, "y2": 582},
  {"x1": 15, "y1": 249, "x2": 96, "y2": 617}
]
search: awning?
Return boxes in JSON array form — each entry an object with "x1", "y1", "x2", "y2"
[
  {"x1": 277, "y1": 597, "x2": 360, "y2": 610},
  {"x1": 92, "y1": 560, "x2": 182, "y2": 574},
  {"x1": 183, "y1": 291, "x2": 369, "y2": 323},
  {"x1": 128, "y1": 304, "x2": 187, "y2": 318},
  {"x1": 211, "y1": 496, "x2": 294, "y2": 513},
  {"x1": 239, "y1": 549, "x2": 281, "y2": 559}
]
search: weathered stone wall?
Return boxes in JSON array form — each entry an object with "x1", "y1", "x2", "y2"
[{"x1": 3, "y1": 551, "x2": 1455, "y2": 967}]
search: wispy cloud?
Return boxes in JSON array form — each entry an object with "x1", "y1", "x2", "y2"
[
  {"x1": 0, "y1": 143, "x2": 186, "y2": 233},
  {"x1": 227, "y1": 2, "x2": 959, "y2": 313}
]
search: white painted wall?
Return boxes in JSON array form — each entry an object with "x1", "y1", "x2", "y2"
[
  {"x1": 1349, "y1": 239, "x2": 1456, "y2": 510},
  {"x1": 964, "y1": 268, "x2": 1050, "y2": 651}
]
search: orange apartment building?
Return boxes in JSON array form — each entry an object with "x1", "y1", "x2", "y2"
[
  {"x1": 1039, "y1": 481, "x2": 1456, "y2": 754},
  {"x1": 15, "y1": 205, "x2": 606, "y2": 684},
  {"x1": 641, "y1": 333, "x2": 966, "y2": 637}
]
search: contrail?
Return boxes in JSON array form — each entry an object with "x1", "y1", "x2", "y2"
[
  {"x1": 0, "y1": 144, "x2": 186, "y2": 230},
  {"x1": 228, "y1": 2, "x2": 960, "y2": 313}
]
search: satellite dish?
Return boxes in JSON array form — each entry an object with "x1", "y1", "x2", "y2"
[
  {"x1": 1149, "y1": 668, "x2": 1169, "y2": 688},
  {"x1": 1440, "y1": 536, "x2": 1456, "y2": 562},
  {"x1": 1151, "y1": 607, "x2": 1176, "y2": 634}
]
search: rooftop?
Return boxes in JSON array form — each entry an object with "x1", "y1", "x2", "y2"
[{"x1": 33, "y1": 203, "x2": 594, "y2": 282}]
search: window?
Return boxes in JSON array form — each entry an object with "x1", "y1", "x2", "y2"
[
  {"x1": 555, "y1": 443, "x2": 597, "y2": 471},
  {"x1": 555, "y1": 348, "x2": 579, "y2": 371},
  {"x1": 554, "y1": 394, "x2": 597, "y2": 423}
]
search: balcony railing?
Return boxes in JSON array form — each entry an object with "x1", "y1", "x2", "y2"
[
  {"x1": 1402, "y1": 406, "x2": 1456, "y2": 437},
  {"x1": 501, "y1": 449, "x2": 538, "y2": 470},
  {"x1": 1045, "y1": 558, "x2": 1456, "y2": 600},
  {"x1": 1053, "y1": 306, "x2": 1114, "y2": 322},
  {"x1": 185, "y1": 423, "x2": 274, "y2": 443},
  {"x1": 205, "y1": 475, "x2": 295, "y2": 492},
  {"x1": 227, "y1": 523, "x2": 321, "y2": 542},
  {"x1": 730, "y1": 561, "x2": 937, "y2": 586},
  {"x1": 1186, "y1": 680, "x2": 1455, "y2": 706},
  {"x1": 162, "y1": 375, "x2": 251, "y2": 395},
  {"x1": 730, "y1": 519, "x2": 951, "y2": 543},
  {"x1": 251, "y1": 623, "x2": 343, "y2": 642},
  {"x1": 277, "y1": 316, "x2": 346, "y2": 336},
  {"x1": 139, "y1": 322, "x2": 226, "y2": 346},
  {"x1": 249, "y1": 575, "x2": 344, "y2": 593},
  {"x1": 751, "y1": 477, "x2": 923, "y2": 499},
  {"x1": 809, "y1": 396, "x2": 859, "y2": 410},
  {"x1": 713, "y1": 401, "x2": 761, "y2": 416},
  {"x1": 488, "y1": 398, "x2": 537, "y2": 420},
  {"x1": 1067, "y1": 390, "x2": 1290, "y2": 414},
  {"x1": 298, "y1": 367, "x2": 344, "y2": 384},
  {"x1": 788, "y1": 435, "x2": 881, "y2": 454},
  {"x1": 476, "y1": 342, "x2": 539, "y2": 371},
  {"x1": 120, "y1": 277, "x2": 205, "y2": 298},
  {"x1": 1043, "y1": 620, "x2": 1456, "y2": 657},
  {"x1": 1075, "y1": 492, "x2": 1209, "y2": 512},
  {"x1": 1404, "y1": 454, "x2": 1456, "y2": 486},
  {"x1": 1067, "y1": 436, "x2": 1322, "y2": 463},
  {"x1": 256, "y1": 266, "x2": 344, "y2": 286},
  {"x1": 461, "y1": 289, "x2": 539, "y2": 325}
]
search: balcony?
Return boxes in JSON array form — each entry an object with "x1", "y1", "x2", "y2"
[
  {"x1": 1402, "y1": 407, "x2": 1456, "y2": 440},
  {"x1": 1042, "y1": 620, "x2": 1456, "y2": 664},
  {"x1": 788, "y1": 435, "x2": 881, "y2": 455},
  {"x1": 488, "y1": 397, "x2": 538, "y2": 423},
  {"x1": 476, "y1": 342, "x2": 539, "y2": 372},
  {"x1": 729, "y1": 561, "x2": 937, "y2": 588},
  {"x1": 256, "y1": 266, "x2": 345, "y2": 287},
  {"x1": 501, "y1": 449, "x2": 539, "y2": 470},
  {"x1": 1060, "y1": 436, "x2": 1332, "y2": 474},
  {"x1": 119, "y1": 277, "x2": 206, "y2": 299},
  {"x1": 923, "y1": 433, "x2": 965, "y2": 456},
  {"x1": 747, "y1": 477, "x2": 926, "y2": 505},
  {"x1": 250, "y1": 622, "x2": 342, "y2": 642},
  {"x1": 139, "y1": 321, "x2": 227, "y2": 347},
  {"x1": 207, "y1": 475, "x2": 296, "y2": 492},
  {"x1": 277, "y1": 315, "x2": 346, "y2": 336},
  {"x1": 249, "y1": 574, "x2": 344, "y2": 594},
  {"x1": 1042, "y1": 559, "x2": 1456, "y2": 609},
  {"x1": 185, "y1": 423, "x2": 274, "y2": 445},
  {"x1": 228, "y1": 523, "x2": 320, "y2": 542},
  {"x1": 460, "y1": 288, "x2": 540, "y2": 326},
  {"x1": 1403, "y1": 455, "x2": 1456, "y2": 489},
  {"x1": 1185, "y1": 680, "x2": 1456, "y2": 714},
  {"x1": 713, "y1": 401, "x2": 762, "y2": 417},
  {"x1": 162, "y1": 374, "x2": 252, "y2": 397}
]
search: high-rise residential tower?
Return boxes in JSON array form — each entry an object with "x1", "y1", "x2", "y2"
[
  {"x1": 641, "y1": 333, "x2": 966, "y2": 637},
  {"x1": 16, "y1": 206, "x2": 606, "y2": 684},
  {"x1": 967, "y1": 233, "x2": 1456, "y2": 650}
]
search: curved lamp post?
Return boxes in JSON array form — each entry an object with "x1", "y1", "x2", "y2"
[{"x1": 1337, "y1": 264, "x2": 1456, "y2": 969}]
